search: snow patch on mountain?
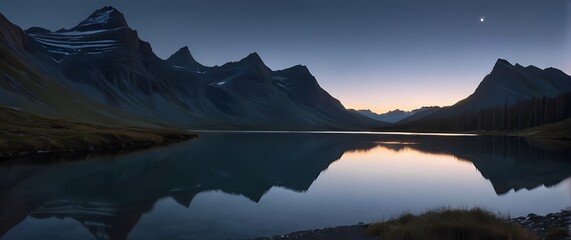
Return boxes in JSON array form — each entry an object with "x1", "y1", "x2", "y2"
[
  {"x1": 79, "y1": 8, "x2": 115, "y2": 27},
  {"x1": 52, "y1": 27, "x2": 126, "y2": 35}
]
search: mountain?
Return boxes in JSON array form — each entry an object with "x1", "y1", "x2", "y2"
[
  {"x1": 393, "y1": 59, "x2": 571, "y2": 131},
  {"x1": 395, "y1": 106, "x2": 441, "y2": 124},
  {"x1": 452, "y1": 59, "x2": 571, "y2": 112},
  {"x1": 166, "y1": 46, "x2": 205, "y2": 71},
  {"x1": 0, "y1": 6, "x2": 383, "y2": 130},
  {"x1": 0, "y1": 12, "x2": 165, "y2": 128},
  {"x1": 357, "y1": 107, "x2": 440, "y2": 123}
]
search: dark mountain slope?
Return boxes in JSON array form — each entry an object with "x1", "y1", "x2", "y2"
[
  {"x1": 166, "y1": 46, "x2": 205, "y2": 70},
  {"x1": 0, "y1": 6, "x2": 384, "y2": 130},
  {"x1": 453, "y1": 59, "x2": 571, "y2": 112},
  {"x1": 394, "y1": 59, "x2": 571, "y2": 131},
  {"x1": 0, "y1": 14, "x2": 171, "y2": 128}
]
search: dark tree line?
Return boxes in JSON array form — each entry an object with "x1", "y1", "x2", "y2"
[{"x1": 402, "y1": 92, "x2": 571, "y2": 132}]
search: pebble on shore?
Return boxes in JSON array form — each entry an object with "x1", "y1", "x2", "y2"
[{"x1": 507, "y1": 209, "x2": 570, "y2": 239}]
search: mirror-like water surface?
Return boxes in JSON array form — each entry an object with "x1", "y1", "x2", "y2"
[{"x1": 1, "y1": 133, "x2": 570, "y2": 240}]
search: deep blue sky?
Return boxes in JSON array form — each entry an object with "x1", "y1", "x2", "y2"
[{"x1": 1, "y1": 0, "x2": 569, "y2": 113}]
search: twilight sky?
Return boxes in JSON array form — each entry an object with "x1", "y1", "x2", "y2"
[{"x1": 1, "y1": 0, "x2": 569, "y2": 113}]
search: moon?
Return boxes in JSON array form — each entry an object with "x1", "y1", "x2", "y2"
[{"x1": 480, "y1": 17, "x2": 485, "y2": 22}]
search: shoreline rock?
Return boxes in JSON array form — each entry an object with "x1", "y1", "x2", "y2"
[{"x1": 508, "y1": 209, "x2": 570, "y2": 239}]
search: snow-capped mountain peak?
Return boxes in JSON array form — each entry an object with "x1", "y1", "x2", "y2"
[
  {"x1": 24, "y1": 7, "x2": 147, "y2": 62},
  {"x1": 73, "y1": 6, "x2": 128, "y2": 31}
]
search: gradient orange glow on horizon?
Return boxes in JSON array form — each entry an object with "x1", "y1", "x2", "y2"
[
  {"x1": 0, "y1": 1, "x2": 568, "y2": 115},
  {"x1": 323, "y1": 70, "x2": 486, "y2": 114},
  {"x1": 317, "y1": 58, "x2": 571, "y2": 114},
  {"x1": 337, "y1": 84, "x2": 476, "y2": 114}
]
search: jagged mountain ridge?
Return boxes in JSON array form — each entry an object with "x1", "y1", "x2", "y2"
[{"x1": 0, "y1": 6, "x2": 383, "y2": 130}]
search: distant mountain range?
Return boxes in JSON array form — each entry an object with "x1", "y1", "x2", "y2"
[
  {"x1": 356, "y1": 107, "x2": 440, "y2": 123},
  {"x1": 0, "y1": 6, "x2": 382, "y2": 130}
]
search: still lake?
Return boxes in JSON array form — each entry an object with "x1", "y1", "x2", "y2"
[{"x1": 1, "y1": 132, "x2": 571, "y2": 240}]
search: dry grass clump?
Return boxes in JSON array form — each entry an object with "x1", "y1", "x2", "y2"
[{"x1": 367, "y1": 207, "x2": 538, "y2": 240}]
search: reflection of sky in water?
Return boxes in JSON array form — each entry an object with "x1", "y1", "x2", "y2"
[
  {"x1": 139, "y1": 147, "x2": 569, "y2": 239},
  {"x1": 3, "y1": 134, "x2": 571, "y2": 240},
  {"x1": 131, "y1": 145, "x2": 569, "y2": 239}
]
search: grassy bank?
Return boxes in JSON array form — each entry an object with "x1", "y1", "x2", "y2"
[
  {"x1": 367, "y1": 208, "x2": 538, "y2": 240},
  {"x1": 516, "y1": 118, "x2": 571, "y2": 140},
  {"x1": 0, "y1": 106, "x2": 196, "y2": 158},
  {"x1": 379, "y1": 117, "x2": 571, "y2": 140},
  {"x1": 258, "y1": 208, "x2": 569, "y2": 240}
]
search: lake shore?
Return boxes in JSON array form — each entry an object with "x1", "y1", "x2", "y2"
[
  {"x1": 0, "y1": 106, "x2": 196, "y2": 162},
  {"x1": 376, "y1": 118, "x2": 571, "y2": 140},
  {"x1": 254, "y1": 209, "x2": 570, "y2": 240},
  {"x1": 465, "y1": 120, "x2": 571, "y2": 140}
]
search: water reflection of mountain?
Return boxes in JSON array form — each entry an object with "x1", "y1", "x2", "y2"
[
  {"x1": 1, "y1": 133, "x2": 570, "y2": 239},
  {"x1": 0, "y1": 133, "x2": 375, "y2": 239},
  {"x1": 377, "y1": 135, "x2": 571, "y2": 194}
]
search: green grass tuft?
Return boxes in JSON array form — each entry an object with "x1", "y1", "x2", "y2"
[
  {"x1": 0, "y1": 105, "x2": 196, "y2": 157},
  {"x1": 367, "y1": 207, "x2": 538, "y2": 240}
]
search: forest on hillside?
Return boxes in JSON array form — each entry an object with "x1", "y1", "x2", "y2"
[{"x1": 398, "y1": 92, "x2": 571, "y2": 132}]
